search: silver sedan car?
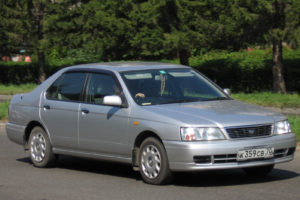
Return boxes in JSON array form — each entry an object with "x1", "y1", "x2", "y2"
[{"x1": 6, "y1": 62, "x2": 296, "y2": 185}]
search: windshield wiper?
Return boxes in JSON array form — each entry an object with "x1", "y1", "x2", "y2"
[
  {"x1": 202, "y1": 97, "x2": 229, "y2": 101},
  {"x1": 160, "y1": 99, "x2": 199, "y2": 104}
]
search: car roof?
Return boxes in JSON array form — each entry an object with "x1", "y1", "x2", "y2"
[{"x1": 65, "y1": 61, "x2": 190, "y2": 72}]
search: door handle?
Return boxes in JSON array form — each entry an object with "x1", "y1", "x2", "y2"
[
  {"x1": 81, "y1": 108, "x2": 89, "y2": 114},
  {"x1": 43, "y1": 105, "x2": 50, "y2": 110}
]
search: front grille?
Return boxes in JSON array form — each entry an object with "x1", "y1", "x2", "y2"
[{"x1": 226, "y1": 124, "x2": 272, "y2": 139}]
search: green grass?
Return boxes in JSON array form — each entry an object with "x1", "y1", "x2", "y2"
[
  {"x1": 288, "y1": 116, "x2": 300, "y2": 142},
  {"x1": 232, "y1": 92, "x2": 300, "y2": 108},
  {"x1": 0, "y1": 101, "x2": 9, "y2": 121},
  {"x1": 0, "y1": 83, "x2": 37, "y2": 95}
]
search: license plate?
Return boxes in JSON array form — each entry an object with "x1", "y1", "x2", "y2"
[{"x1": 237, "y1": 148, "x2": 274, "y2": 161}]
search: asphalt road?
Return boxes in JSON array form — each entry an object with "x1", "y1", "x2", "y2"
[{"x1": 0, "y1": 127, "x2": 299, "y2": 200}]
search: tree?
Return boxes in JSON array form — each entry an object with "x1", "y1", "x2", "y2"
[
  {"x1": 81, "y1": 0, "x2": 134, "y2": 61},
  {"x1": 25, "y1": 0, "x2": 86, "y2": 82},
  {"x1": 0, "y1": 1, "x2": 25, "y2": 57},
  {"x1": 129, "y1": 0, "x2": 209, "y2": 65},
  {"x1": 196, "y1": 0, "x2": 300, "y2": 93},
  {"x1": 216, "y1": 0, "x2": 300, "y2": 93},
  {"x1": 269, "y1": 0, "x2": 300, "y2": 93},
  {"x1": 270, "y1": 0, "x2": 287, "y2": 93},
  {"x1": 43, "y1": 0, "x2": 88, "y2": 59},
  {"x1": 24, "y1": 0, "x2": 49, "y2": 83}
]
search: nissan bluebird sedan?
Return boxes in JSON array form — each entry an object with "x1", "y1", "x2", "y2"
[{"x1": 6, "y1": 62, "x2": 296, "y2": 184}]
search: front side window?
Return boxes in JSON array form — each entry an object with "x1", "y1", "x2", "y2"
[
  {"x1": 121, "y1": 68, "x2": 228, "y2": 106},
  {"x1": 84, "y1": 73, "x2": 120, "y2": 105},
  {"x1": 46, "y1": 72, "x2": 87, "y2": 102}
]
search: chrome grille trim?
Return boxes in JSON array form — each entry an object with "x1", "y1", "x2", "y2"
[{"x1": 225, "y1": 124, "x2": 273, "y2": 139}]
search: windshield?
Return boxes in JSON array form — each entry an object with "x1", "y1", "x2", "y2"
[{"x1": 121, "y1": 68, "x2": 229, "y2": 106}]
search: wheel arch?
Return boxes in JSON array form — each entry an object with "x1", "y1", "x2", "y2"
[
  {"x1": 24, "y1": 121, "x2": 47, "y2": 150},
  {"x1": 132, "y1": 130, "x2": 164, "y2": 169}
]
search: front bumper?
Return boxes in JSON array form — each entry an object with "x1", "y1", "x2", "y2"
[{"x1": 164, "y1": 133, "x2": 296, "y2": 171}]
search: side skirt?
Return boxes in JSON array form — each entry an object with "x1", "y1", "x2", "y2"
[{"x1": 53, "y1": 147, "x2": 132, "y2": 164}]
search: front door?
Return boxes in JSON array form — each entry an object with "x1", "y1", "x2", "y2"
[{"x1": 78, "y1": 72, "x2": 130, "y2": 157}]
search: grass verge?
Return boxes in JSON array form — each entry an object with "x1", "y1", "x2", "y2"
[
  {"x1": 0, "y1": 101, "x2": 9, "y2": 121},
  {"x1": 0, "y1": 83, "x2": 37, "y2": 95},
  {"x1": 288, "y1": 116, "x2": 300, "y2": 142},
  {"x1": 232, "y1": 92, "x2": 300, "y2": 108}
]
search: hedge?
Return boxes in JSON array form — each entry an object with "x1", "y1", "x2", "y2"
[
  {"x1": 0, "y1": 62, "x2": 38, "y2": 84},
  {"x1": 190, "y1": 49, "x2": 300, "y2": 93},
  {"x1": 0, "y1": 49, "x2": 300, "y2": 93},
  {"x1": 0, "y1": 59, "x2": 94, "y2": 84}
]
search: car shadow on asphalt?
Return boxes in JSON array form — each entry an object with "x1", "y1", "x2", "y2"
[
  {"x1": 17, "y1": 155, "x2": 141, "y2": 181},
  {"x1": 17, "y1": 155, "x2": 298, "y2": 187},
  {"x1": 172, "y1": 169, "x2": 299, "y2": 187}
]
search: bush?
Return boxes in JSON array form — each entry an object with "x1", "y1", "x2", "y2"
[
  {"x1": 0, "y1": 56, "x2": 100, "y2": 84},
  {"x1": 0, "y1": 62, "x2": 38, "y2": 84},
  {"x1": 190, "y1": 49, "x2": 300, "y2": 93}
]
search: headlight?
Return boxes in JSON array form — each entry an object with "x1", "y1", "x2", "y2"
[
  {"x1": 274, "y1": 120, "x2": 291, "y2": 135},
  {"x1": 180, "y1": 127, "x2": 225, "y2": 141}
]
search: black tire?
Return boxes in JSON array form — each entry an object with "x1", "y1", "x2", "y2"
[
  {"x1": 29, "y1": 126, "x2": 55, "y2": 167},
  {"x1": 243, "y1": 164, "x2": 274, "y2": 176},
  {"x1": 139, "y1": 137, "x2": 172, "y2": 185}
]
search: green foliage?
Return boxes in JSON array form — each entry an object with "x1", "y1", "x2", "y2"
[
  {"x1": 0, "y1": 0, "x2": 300, "y2": 90},
  {"x1": 1, "y1": 0, "x2": 300, "y2": 63},
  {"x1": 0, "y1": 1, "x2": 26, "y2": 56},
  {"x1": 0, "y1": 62, "x2": 38, "y2": 84},
  {"x1": 190, "y1": 48, "x2": 300, "y2": 92}
]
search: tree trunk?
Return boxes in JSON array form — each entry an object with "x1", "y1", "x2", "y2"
[
  {"x1": 272, "y1": 40, "x2": 286, "y2": 93},
  {"x1": 179, "y1": 49, "x2": 189, "y2": 66},
  {"x1": 37, "y1": 1, "x2": 45, "y2": 84},
  {"x1": 38, "y1": 50, "x2": 46, "y2": 83}
]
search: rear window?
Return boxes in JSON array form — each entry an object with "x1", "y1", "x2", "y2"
[{"x1": 46, "y1": 72, "x2": 87, "y2": 102}]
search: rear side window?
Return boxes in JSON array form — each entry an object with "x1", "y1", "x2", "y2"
[{"x1": 46, "y1": 72, "x2": 87, "y2": 102}]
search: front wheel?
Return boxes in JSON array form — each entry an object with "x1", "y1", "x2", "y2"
[
  {"x1": 243, "y1": 164, "x2": 274, "y2": 176},
  {"x1": 139, "y1": 137, "x2": 172, "y2": 185},
  {"x1": 29, "y1": 127, "x2": 55, "y2": 167}
]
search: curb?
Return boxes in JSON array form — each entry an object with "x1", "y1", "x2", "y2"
[{"x1": 0, "y1": 122, "x2": 5, "y2": 135}]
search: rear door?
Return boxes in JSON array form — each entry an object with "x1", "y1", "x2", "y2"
[{"x1": 40, "y1": 72, "x2": 87, "y2": 149}]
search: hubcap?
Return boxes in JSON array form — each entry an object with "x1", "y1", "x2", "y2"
[
  {"x1": 30, "y1": 132, "x2": 46, "y2": 162},
  {"x1": 141, "y1": 145, "x2": 161, "y2": 179}
]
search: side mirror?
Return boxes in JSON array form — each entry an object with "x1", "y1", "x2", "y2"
[
  {"x1": 223, "y1": 88, "x2": 231, "y2": 96},
  {"x1": 103, "y1": 95, "x2": 122, "y2": 107}
]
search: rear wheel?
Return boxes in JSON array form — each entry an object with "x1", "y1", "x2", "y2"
[
  {"x1": 29, "y1": 127, "x2": 55, "y2": 167},
  {"x1": 139, "y1": 137, "x2": 172, "y2": 185},
  {"x1": 243, "y1": 164, "x2": 274, "y2": 176}
]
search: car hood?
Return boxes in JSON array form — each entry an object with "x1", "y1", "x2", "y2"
[{"x1": 140, "y1": 100, "x2": 285, "y2": 127}]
